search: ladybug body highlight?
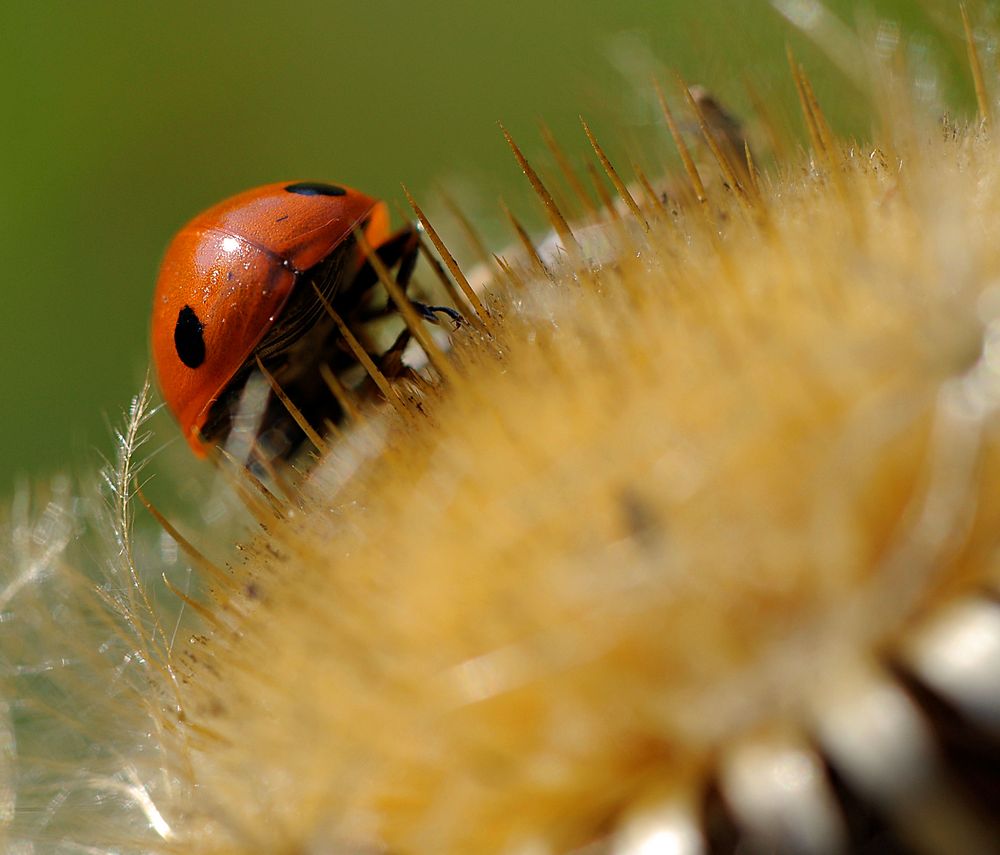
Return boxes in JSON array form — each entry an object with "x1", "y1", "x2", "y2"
[{"x1": 151, "y1": 180, "x2": 414, "y2": 460}]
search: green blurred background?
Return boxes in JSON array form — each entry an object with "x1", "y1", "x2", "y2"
[{"x1": 0, "y1": 1, "x2": 974, "y2": 498}]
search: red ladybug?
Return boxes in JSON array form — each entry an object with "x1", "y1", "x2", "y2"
[{"x1": 151, "y1": 180, "x2": 449, "y2": 460}]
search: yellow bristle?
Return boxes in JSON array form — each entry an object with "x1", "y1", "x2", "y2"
[
  {"x1": 500, "y1": 123, "x2": 582, "y2": 262},
  {"x1": 581, "y1": 117, "x2": 649, "y2": 231},
  {"x1": 403, "y1": 185, "x2": 493, "y2": 331},
  {"x1": 254, "y1": 356, "x2": 328, "y2": 456}
]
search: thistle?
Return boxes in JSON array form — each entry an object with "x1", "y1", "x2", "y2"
[{"x1": 5, "y1": 5, "x2": 1000, "y2": 853}]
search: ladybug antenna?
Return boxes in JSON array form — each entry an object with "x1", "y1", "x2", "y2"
[
  {"x1": 352, "y1": 226, "x2": 462, "y2": 387},
  {"x1": 580, "y1": 116, "x2": 650, "y2": 233},
  {"x1": 401, "y1": 185, "x2": 492, "y2": 333},
  {"x1": 311, "y1": 283, "x2": 410, "y2": 419}
]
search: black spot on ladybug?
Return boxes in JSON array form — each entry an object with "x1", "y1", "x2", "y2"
[
  {"x1": 175, "y1": 305, "x2": 206, "y2": 368},
  {"x1": 285, "y1": 181, "x2": 347, "y2": 197}
]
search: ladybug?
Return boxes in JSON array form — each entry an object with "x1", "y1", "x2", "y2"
[{"x1": 151, "y1": 180, "x2": 454, "y2": 461}]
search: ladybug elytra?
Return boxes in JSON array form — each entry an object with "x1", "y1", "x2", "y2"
[{"x1": 151, "y1": 180, "x2": 445, "y2": 460}]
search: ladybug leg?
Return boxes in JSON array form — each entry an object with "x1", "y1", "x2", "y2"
[
  {"x1": 378, "y1": 327, "x2": 412, "y2": 379},
  {"x1": 348, "y1": 224, "x2": 420, "y2": 301},
  {"x1": 387, "y1": 225, "x2": 420, "y2": 292},
  {"x1": 411, "y1": 303, "x2": 464, "y2": 326},
  {"x1": 351, "y1": 225, "x2": 462, "y2": 328}
]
